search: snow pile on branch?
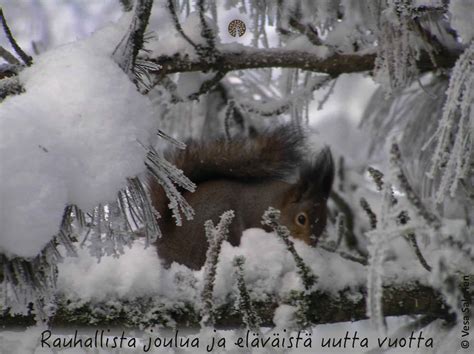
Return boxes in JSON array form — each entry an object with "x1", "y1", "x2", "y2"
[
  {"x1": 57, "y1": 227, "x2": 372, "y2": 309},
  {"x1": 0, "y1": 18, "x2": 156, "y2": 258}
]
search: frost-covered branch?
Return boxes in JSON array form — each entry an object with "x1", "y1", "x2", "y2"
[
  {"x1": 150, "y1": 49, "x2": 457, "y2": 83},
  {"x1": 201, "y1": 210, "x2": 235, "y2": 327},
  {"x1": 233, "y1": 256, "x2": 261, "y2": 331},
  {"x1": 1, "y1": 279, "x2": 453, "y2": 329}
]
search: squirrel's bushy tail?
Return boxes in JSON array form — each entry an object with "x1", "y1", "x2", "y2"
[{"x1": 167, "y1": 125, "x2": 306, "y2": 184}]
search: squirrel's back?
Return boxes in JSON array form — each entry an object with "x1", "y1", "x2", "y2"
[{"x1": 165, "y1": 125, "x2": 306, "y2": 184}]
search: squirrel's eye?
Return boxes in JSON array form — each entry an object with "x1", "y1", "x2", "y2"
[{"x1": 296, "y1": 212, "x2": 307, "y2": 226}]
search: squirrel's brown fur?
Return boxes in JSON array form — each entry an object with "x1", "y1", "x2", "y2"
[
  {"x1": 166, "y1": 125, "x2": 306, "y2": 184},
  {"x1": 149, "y1": 125, "x2": 334, "y2": 270}
]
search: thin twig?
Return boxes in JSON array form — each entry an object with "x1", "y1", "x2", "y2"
[
  {"x1": 390, "y1": 143, "x2": 441, "y2": 229},
  {"x1": 233, "y1": 256, "x2": 261, "y2": 331},
  {"x1": 0, "y1": 45, "x2": 20, "y2": 65},
  {"x1": 197, "y1": 0, "x2": 217, "y2": 61},
  {"x1": 320, "y1": 244, "x2": 368, "y2": 266},
  {"x1": 0, "y1": 9, "x2": 32, "y2": 66},
  {"x1": 188, "y1": 71, "x2": 226, "y2": 100},
  {"x1": 337, "y1": 155, "x2": 345, "y2": 192},
  {"x1": 367, "y1": 166, "x2": 397, "y2": 204},
  {"x1": 330, "y1": 190, "x2": 358, "y2": 250},
  {"x1": 367, "y1": 167, "x2": 385, "y2": 191},
  {"x1": 288, "y1": 16, "x2": 322, "y2": 46},
  {"x1": 360, "y1": 197, "x2": 377, "y2": 229},
  {"x1": 224, "y1": 100, "x2": 235, "y2": 140},
  {"x1": 167, "y1": 0, "x2": 199, "y2": 50},
  {"x1": 405, "y1": 232, "x2": 432, "y2": 272},
  {"x1": 335, "y1": 213, "x2": 346, "y2": 249}
]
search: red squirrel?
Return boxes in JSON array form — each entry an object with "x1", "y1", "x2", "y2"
[{"x1": 148, "y1": 125, "x2": 334, "y2": 270}]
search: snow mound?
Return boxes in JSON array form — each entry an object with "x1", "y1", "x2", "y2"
[{"x1": 0, "y1": 18, "x2": 156, "y2": 258}]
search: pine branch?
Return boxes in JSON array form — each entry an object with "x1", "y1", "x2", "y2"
[
  {"x1": 150, "y1": 49, "x2": 458, "y2": 81},
  {"x1": 1, "y1": 279, "x2": 454, "y2": 328}
]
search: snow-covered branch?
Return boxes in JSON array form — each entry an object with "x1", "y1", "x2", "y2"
[
  {"x1": 150, "y1": 49, "x2": 458, "y2": 83},
  {"x1": 0, "y1": 279, "x2": 452, "y2": 329}
]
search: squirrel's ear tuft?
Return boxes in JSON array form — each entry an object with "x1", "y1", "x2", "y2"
[
  {"x1": 296, "y1": 147, "x2": 334, "y2": 202},
  {"x1": 314, "y1": 147, "x2": 334, "y2": 200}
]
